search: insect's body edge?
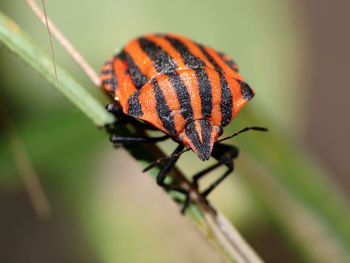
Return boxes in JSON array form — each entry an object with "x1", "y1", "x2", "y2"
[{"x1": 101, "y1": 33, "x2": 255, "y2": 158}]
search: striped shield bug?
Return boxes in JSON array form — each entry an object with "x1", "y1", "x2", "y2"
[
  {"x1": 26, "y1": 0, "x2": 266, "y2": 213},
  {"x1": 101, "y1": 33, "x2": 267, "y2": 212}
]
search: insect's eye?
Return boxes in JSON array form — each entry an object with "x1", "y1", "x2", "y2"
[{"x1": 215, "y1": 126, "x2": 223, "y2": 136}]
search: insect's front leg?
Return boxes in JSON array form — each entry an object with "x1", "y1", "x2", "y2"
[{"x1": 156, "y1": 144, "x2": 191, "y2": 214}]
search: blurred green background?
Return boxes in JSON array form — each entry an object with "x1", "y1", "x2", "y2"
[{"x1": 0, "y1": 0, "x2": 349, "y2": 262}]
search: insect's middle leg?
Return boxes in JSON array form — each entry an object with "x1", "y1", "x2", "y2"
[{"x1": 192, "y1": 143, "x2": 239, "y2": 198}]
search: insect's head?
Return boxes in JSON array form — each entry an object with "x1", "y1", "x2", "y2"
[{"x1": 178, "y1": 119, "x2": 223, "y2": 161}]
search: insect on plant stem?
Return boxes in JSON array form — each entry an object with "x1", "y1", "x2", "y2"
[{"x1": 24, "y1": 0, "x2": 265, "y2": 262}]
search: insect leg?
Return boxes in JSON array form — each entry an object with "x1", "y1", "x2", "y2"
[
  {"x1": 156, "y1": 144, "x2": 190, "y2": 213},
  {"x1": 194, "y1": 143, "x2": 239, "y2": 198},
  {"x1": 110, "y1": 134, "x2": 169, "y2": 145},
  {"x1": 106, "y1": 104, "x2": 169, "y2": 144},
  {"x1": 192, "y1": 162, "x2": 222, "y2": 188},
  {"x1": 201, "y1": 167, "x2": 233, "y2": 198}
]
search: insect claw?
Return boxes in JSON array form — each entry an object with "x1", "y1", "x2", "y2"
[{"x1": 143, "y1": 162, "x2": 158, "y2": 173}]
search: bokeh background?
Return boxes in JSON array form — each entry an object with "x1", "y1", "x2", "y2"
[{"x1": 0, "y1": 0, "x2": 349, "y2": 262}]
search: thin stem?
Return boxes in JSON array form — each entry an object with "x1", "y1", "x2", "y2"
[
  {"x1": 24, "y1": 0, "x2": 101, "y2": 87},
  {"x1": 216, "y1": 212, "x2": 263, "y2": 262}
]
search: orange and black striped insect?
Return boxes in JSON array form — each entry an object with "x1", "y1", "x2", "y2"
[{"x1": 101, "y1": 33, "x2": 267, "y2": 212}]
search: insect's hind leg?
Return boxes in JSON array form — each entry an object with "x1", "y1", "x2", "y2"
[
  {"x1": 156, "y1": 144, "x2": 190, "y2": 213},
  {"x1": 192, "y1": 143, "x2": 239, "y2": 199}
]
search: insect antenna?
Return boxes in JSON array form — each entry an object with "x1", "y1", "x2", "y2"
[
  {"x1": 142, "y1": 148, "x2": 191, "y2": 172},
  {"x1": 217, "y1": 126, "x2": 268, "y2": 144}
]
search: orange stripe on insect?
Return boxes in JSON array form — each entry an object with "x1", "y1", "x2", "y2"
[
  {"x1": 168, "y1": 34, "x2": 216, "y2": 70},
  {"x1": 137, "y1": 82, "x2": 166, "y2": 132},
  {"x1": 145, "y1": 34, "x2": 186, "y2": 69},
  {"x1": 203, "y1": 46, "x2": 242, "y2": 80},
  {"x1": 101, "y1": 64, "x2": 112, "y2": 72},
  {"x1": 226, "y1": 77, "x2": 250, "y2": 121},
  {"x1": 124, "y1": 39, "x2": 158, "y2": 78},
  {"x1": 194, "y1": 120, "x2": 203, "y2": 143},
  {"x1": 100, "y1": 73, "x2": 113, "y2": 81},
  {"x1": 113, "y1": 58, "x2": 136, "y2": 111}
]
